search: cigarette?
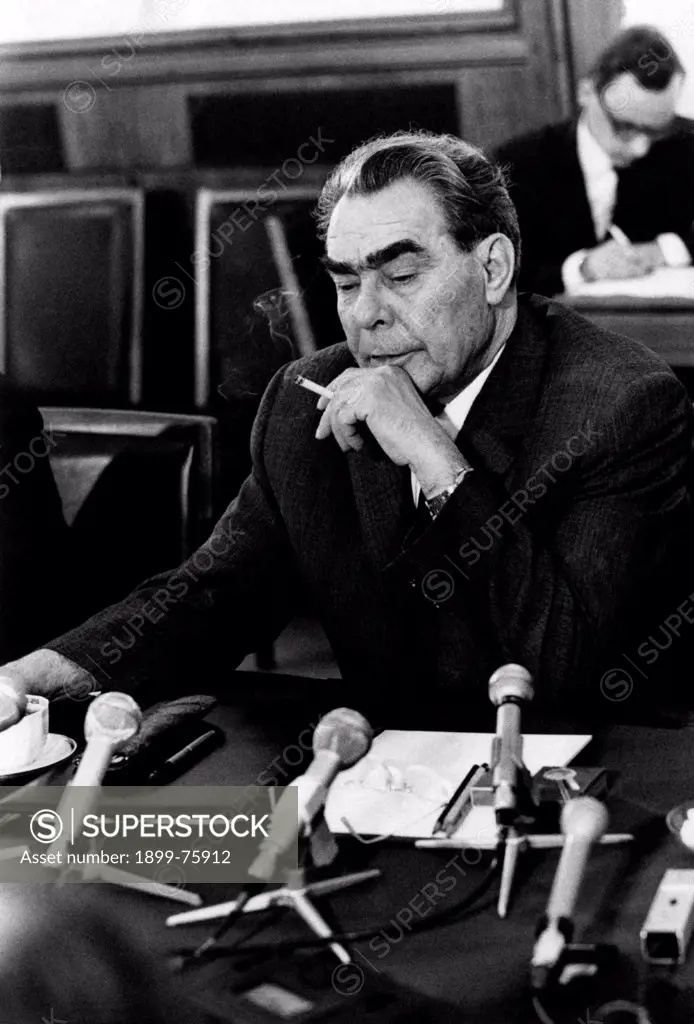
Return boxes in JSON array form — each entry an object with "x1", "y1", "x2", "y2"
[{"x1": 295, "y1": 375, "x2": 335, "y2": 400}]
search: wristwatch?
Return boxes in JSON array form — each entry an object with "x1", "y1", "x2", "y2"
[{"x1": 425, "y1": 465, "x2": 473, "y2": 519}]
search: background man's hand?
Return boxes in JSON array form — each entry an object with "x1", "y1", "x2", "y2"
[
  {"x1": 582, "y1": 239, "x2": 656, "y2": 281},
  {"x1": 315, "y1": 366, "x2": 468, "y2": 496},
  {"x1": 630, "y1": 241, "x2": 666, "y2": 273}
]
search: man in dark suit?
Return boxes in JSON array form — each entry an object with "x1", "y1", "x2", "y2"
[
  {"x1": 1, "y1": 132, "x2": 691, "y2": 718},
  {"x1": 496, "y1": 26, "x2": 694, "y2": 296},
  {"x1": 0, "y1": 375, "x2": 71, "y2": 661}
]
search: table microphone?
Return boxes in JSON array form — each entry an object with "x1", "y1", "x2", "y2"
[
  {"x1": 50, "y1": 692, "x2": 142, "y2": 858},
  {"x1": 489, "y1": 664, "x2": 534, "y2": 825},
  {"x1": 531, "y1": 796, "x2": 609, "y2": 990},
  {"x1": 248, "y1": 708, "x2": 373, "y2": 882}
]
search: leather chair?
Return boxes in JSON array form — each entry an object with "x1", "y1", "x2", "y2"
[{"x1": 40, "y1": 408, "x2": 217, "y2": 618}]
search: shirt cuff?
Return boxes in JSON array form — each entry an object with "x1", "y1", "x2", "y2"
[
  {"x1": 561, "y1": 249, "x2": 590, "y2": 294},
  {"x1": 657, "y1": 233, "x2": 692, "y2": 268}
]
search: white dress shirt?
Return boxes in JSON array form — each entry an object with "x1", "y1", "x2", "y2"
[
  {"x1": 410, "y1": 344, "x2": 505, "y2": 506},
  {"x1": 561, "y1": 120, "x2": 691, "y2": 293},
  {"x1": 577, "y1": 120, "x2": 618, "y2": 242}
]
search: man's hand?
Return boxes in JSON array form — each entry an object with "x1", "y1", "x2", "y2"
[
  {"x1": 314, "y1": 366, "x2": 469, "y2": 497},
  {"x1": 0, "y1": 678, "x2": 26, "y2": 731},
  {"x1": 582, "y1": 240, "x2": 654, "y2": 281},
  {"x1": 0, "y1": 650, "x2": 97, "y2": 702},
  {"x1": 631, "y1": 241, "x2": 666, "y2": 273}
]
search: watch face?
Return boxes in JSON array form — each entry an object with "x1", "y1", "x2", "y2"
[
  {"x1": 425, "y1": 468, "x2": 471, "y2": 519},
  {"x1": 425, "y1": 493, "x2": 448, "y2": 518}
]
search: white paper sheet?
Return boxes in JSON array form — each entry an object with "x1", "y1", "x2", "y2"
[
  {"x1": 324, "y1": 731, "x2": 591, "y2": 840},
  {"x1": 570, "y1": 266, "x2": 694, "y2": 299}
]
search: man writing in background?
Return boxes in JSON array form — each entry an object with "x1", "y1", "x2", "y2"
[
  {"x1": 0, "y1": 131, "x2": 690, "y2": 722},
  {"x1": 496, "y1": 26, "x2": 694, "y2": 296}
]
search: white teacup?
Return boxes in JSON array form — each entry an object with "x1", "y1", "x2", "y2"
[{"x1": 0, "y1": 695, "x2": 49, "y2": 773}]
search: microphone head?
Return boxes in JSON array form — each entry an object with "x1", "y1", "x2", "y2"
[
  {"x1": 313, "y1": 708, "x2": 373, "y2": 767},
  {"x1": 489, "y1": 664, "x2": 534, "y2": 707},
  {"x1": 560, "y1": 796, "x2": 609, "y2": 843},
  {"x1": 85, "y1": 692, "x2": 142, "y2": 747}
]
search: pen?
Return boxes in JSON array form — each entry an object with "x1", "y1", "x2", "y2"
[
  {"x1": 440, "y1": 763, "x2": 490, "y2": 837},
  {"x1": 608, "y1": 224, "x2": 633, "y2": 248},
  {"x1": 295, "y1": 375, "x2": 335, "y2": 400},
  {"x1": 432, "y1": 763, "x2": 489, "y2": 836},
  {"x1": 147, "y1": 727, "x2": 224, "y2": 785}
]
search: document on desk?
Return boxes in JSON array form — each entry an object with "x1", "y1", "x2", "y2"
[
  {"x1": 569, "y1": 266, "x2": 694, "y2": 298},
  {"x1": 324, "y1": 731, "x2": 591, "y2": 841}
]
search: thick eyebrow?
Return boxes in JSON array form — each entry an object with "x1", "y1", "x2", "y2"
[{"x1": 321, "y1": 239, "x2": 428, "y2": 276}]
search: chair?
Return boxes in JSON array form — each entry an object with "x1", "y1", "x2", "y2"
[
  {"x1": 40, "y1": 408, "x2": 218, "y2": 616},
  {"x1": 0, "y1": 190, "x2": 144, "y2": 407}
]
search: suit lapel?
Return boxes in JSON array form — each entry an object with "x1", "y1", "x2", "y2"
[
  {"x1": 347, "y1": 441, "x2": 412, "y2": 568},
  {"x1": 459, "y1": 298, "x2": 549, "y2": 481}
]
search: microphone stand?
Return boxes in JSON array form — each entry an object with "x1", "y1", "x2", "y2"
[
  {"x1": 56, "y1": 832, "x2": 203, "y2": 906},
  {"x1": 493, "y1": 762, "x2": 537, "y2": 918},
  {"x1": 166, "y1": 814, "x2": 380, "y2": 963},
  {"x1": 417, "y1": 799, "x2": 633, "y2": 920},
  {"x1": 0, "y1": 825, "x2": 202, "y2": 906}
]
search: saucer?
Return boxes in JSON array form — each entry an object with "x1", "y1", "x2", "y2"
[{"x1": 0, "y1": 734, "x2": 76, "y2": 781}]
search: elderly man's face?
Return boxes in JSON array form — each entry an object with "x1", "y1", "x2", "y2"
[{"x1": 324, "y1": 178, "x2": 497, "y2": 400}]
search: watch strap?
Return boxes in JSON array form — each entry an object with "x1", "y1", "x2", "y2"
[{"x1": 424, "y1": 465, "x2": 472, "y2": 519}]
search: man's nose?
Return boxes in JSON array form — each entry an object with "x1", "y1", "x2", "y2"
[{"x1": 351, "y1": 282, "x2": 391, "y2": 330}]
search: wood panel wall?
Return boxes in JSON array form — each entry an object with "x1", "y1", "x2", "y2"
[{"x1": 0, "y1": 0, "x2": 576, "y2": 173}]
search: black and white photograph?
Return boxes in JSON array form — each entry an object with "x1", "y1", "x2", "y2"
[{"x1": 0, "y1": 0, "x2": 693, "y2": 1020}]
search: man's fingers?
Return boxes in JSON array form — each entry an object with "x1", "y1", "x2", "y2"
[
  {"x1": 624, "y1": 258, "x2": 648, "y2": 277},
  {"x1": 333, "y1": 421, "x2": 364, "y2": 452},
  {"x1": 315, "y1": 408, "x2": 333, "y2": 440},
  {"x1": 315, "y1": 397, "x2": 365, "y2": 451}
]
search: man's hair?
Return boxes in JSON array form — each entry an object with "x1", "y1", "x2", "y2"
[
  {"x1": 590, "y1": 25, "x2": 684, "y2": 93},
  {"x1": 315, "y1": 131, "x2": 521, "y2": 285}
]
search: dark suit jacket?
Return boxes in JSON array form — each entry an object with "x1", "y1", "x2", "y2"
[
  {"x1": 0, "y1": 377, "x2": 72, "y2": 660},
  {"x1": 48, "y1": 296, "x2": 692, "y2": 720},
  {"x1": 496, "y1": 119, "x2": 694, "y2": 296}
]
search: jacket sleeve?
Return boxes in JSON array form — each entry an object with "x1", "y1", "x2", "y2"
[
  {"x1": 387, "y1": 370, "x2": 692, "y2": 706},
  {"x1": 46, "y1": 368, "x2": 300, "y2": 701}
]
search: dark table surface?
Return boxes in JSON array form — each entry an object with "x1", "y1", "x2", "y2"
[{"x1": 30, "y1": 673, "x2": 694, "y2": 1023}]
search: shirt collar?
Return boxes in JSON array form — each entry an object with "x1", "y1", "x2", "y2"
[
  {"x1": 440, "y1": 343, "x2": 506, "y2": 435},
  {"x1": 577, "y1": 117, "x2": 615, "y2": 179}
]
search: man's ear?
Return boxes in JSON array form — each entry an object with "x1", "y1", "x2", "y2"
[{"x1": 475, "y1": 234, "x2": 515, "y2": 304}]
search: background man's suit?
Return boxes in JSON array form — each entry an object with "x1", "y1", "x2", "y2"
[
  {"x1": 496, "y1": 120, "x2": 694, "y2": 296},
  {"x1": 45, "y1": 296, "x2": 692, "y2": 719}
]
